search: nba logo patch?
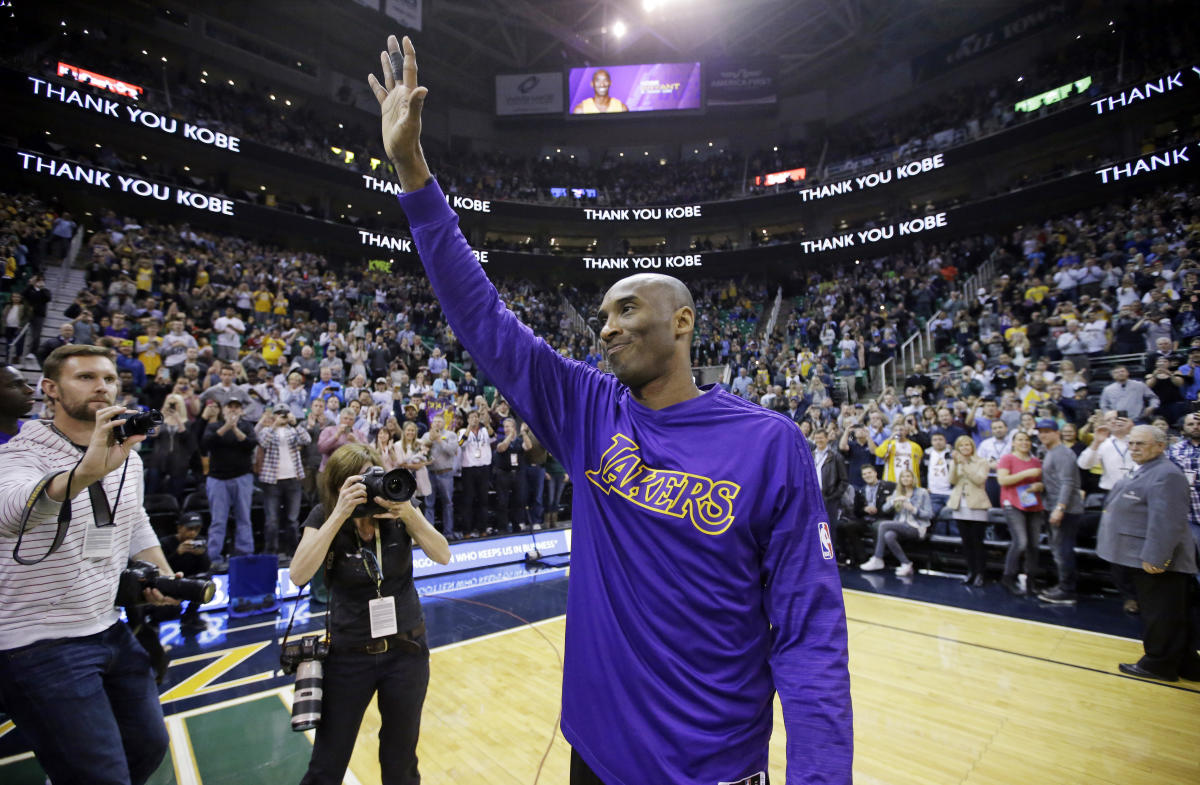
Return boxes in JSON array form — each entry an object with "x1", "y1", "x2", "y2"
[{"x1": 817, "y1": 521, "x2": 834, "y2": 560}]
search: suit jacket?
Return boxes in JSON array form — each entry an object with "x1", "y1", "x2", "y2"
[
  {"x1": 814, "y1": 448, "x2": 849, "y2": 520},
  {"x1": 846, "y1": 481, "x2": 896, "y2": 521},
  {"x1": 1096, "y1": 455, "x2": 1196, "y2": 573}
]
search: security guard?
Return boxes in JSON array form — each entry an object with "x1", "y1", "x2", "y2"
[{"x1": 1097, "y1": 425, "x2": 1200, "y2": 681}]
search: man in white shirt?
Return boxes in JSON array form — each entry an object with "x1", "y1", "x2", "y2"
[
  {"x1": 212, "y1": 307, "x2": 245, "y2": 363},
  {"x1": 924, "y1": 432, "x2": 954, "y2": 521},
  {"x1": 1056, "y1": 321, "x2": 1089, "y2": 371},
  {"x1": 1077, "y1": 410, "x2": 1135, "y2": 492},
  {"x1": 458, "y1": 410, "x2": 493, "y2": 537}
]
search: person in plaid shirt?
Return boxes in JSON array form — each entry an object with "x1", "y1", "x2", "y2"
[
  {"x1": 256, "y1": 404, "x2": 312, "y2": 559},
  {"x1": 1167, "y1": 412, "x2": 1200, "y2": 562}
]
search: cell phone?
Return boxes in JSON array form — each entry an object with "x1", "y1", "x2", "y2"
[{"x1": 1116, "y1": 410, "x2": 1129, "y2": 419}]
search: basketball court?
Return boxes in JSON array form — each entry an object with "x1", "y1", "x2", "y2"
[{"x1": 1, "y1": 565, "x2": 1196, "y2": 785}]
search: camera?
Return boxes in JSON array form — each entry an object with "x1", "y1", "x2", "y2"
[
  {"x1": 355, "y1": 466, "x2": 416, "y2": 517},
  {"x1": 115, "y1": 560, "x2": 216, "y2": 608},
  {"x1": 280, "y1": 635, "x2": 330, "y2": 731},
  {"x1": 113, "y1": 409, "x2": 163, "y2": 442}
]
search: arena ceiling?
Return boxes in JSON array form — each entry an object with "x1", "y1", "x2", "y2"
[{"x1": 137, "y1": 0, "x2": 1029, "y2": 108}]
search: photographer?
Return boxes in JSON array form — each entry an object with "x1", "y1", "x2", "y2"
[
  {"x1": 0, "y1": 345, "x2": 174, "y2": 785},
  {"x1": 288, "y1": 443, "x2": 450, "y2": 785}
]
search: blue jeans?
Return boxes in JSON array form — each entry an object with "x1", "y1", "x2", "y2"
[
  {"x1": 263, "y1": 477, "x2": 303, "y2": 554},
  {"x1": 1048, "y1": 512, "x2": 1082, "y2": 592},
  {"x1": 206, "y1": 473, "x2": 255, "y2": 560},
  {"x1": 0, "y1": 622, "x2": 169, "y2": 785},
  {"x1": 427, "y1": 470, "x2": 455, "y2": 535},
  {"x1": 522, "y1": 464, "x2": 546, "y2": 524},
  {"x1": 546, "y1": 473, "x2": 567, "y2": 519}
]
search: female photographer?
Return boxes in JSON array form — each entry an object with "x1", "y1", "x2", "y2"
[{"x1": 289, "y1": 443, "x2": 450, "y2": 785}]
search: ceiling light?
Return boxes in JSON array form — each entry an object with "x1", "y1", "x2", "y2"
[{"x1": 612, "y1": 20, "x2": 627, "y2": 38}]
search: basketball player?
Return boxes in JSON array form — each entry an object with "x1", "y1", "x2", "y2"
[{"x1": 367, "y1": 36, "x2": 852, "y2": 785}]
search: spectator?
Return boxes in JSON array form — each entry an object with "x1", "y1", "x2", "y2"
[
  {"x1": 159, "y1": 513, "x2": 211, "y2": 632},
  {"x1": 202, "y1": 399, "x2": 258, "y2": 571},
  {"x1": 1099, "y1": 366, "x2": 1159, "y2": 421},
  {"x1": 212, "y1": 306, "x2": 245, "y2": 363},
  {"x1": 1145, "y1": 357, "x2": 1187, "y2": 424},
  {"x1": 1035, "y1": 420, "x2": 1085, "y2": 605},
  {"x1": 1077, "y1": 410, "x2": 1135, "y2": 492},
  {"x1": 924, "y1": 431, "x2": 954, "y2": 521},
  {"x1": 143, "y1": 394, "x2": 198, "y2": 498},
  {"x1": 36, "y1": 322, "x2": 74, "y2": 365},
  {"x1": 812, "y1": 427, "x2": 848, "y2": 534},
  {"x1": 393, "y1": 421, "x2": 432, "y2": 515},
  {"x1": 520, "y1": 422, "x2": 548, "y2": 529},
  {"x1": 948, "y1": 436, "x2": 992, "y2": 587},
  {"x1": 458, "y1": 410, "x2": 493, "y2": 537},
  {"x1": 23, "y1": 274, "x2": 51, "y2": 351},
  {"x1": 301, "y1": 398, "x2": 328, "y2": 501},
  {"x1": 318, "y1": 408, "x2": 365, "y2": 472},
  {"x1": 840, "y1": 464, "x2": 891, "y2": 566},
  {"x1": 1166, "y1": 412, "x2": 1200, "y2": 559},
  {"x1": 491, "y1": 417, "x2": 526, "y2": 533},
  {"x1": 859, "y1": 468, "x2": 932, "y2": 577},
  {"x1": 544, "y1": 451, "x2": 568, "y2": 528},
  {"x1": 256, "y1": 405, "x2": 312, "y2": 559},
  {"x1": 996, "y1": 431, "x2": 1045, "y2": 596},
  {"x1": 874, "y1": 421, "x2": 924, "y2": 486},
  {"x1": 1097, "y1": 426, "x2": 1199, "y2": 681},
  {"x1": 2, "y1": 291, "x2": 30, "y2": 359},
  {"x1": 423, "y1": 415, "x2": 459, "y2": 538},
  {"x1": 199, "y1": 364, "x2": 250, "y2": 408}
]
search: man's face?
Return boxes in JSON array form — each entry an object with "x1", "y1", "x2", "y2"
[
  {"x1": 1112, "y1": 367, "x2": 1129, "y2": 382},
  {"x1": 592, "y1": 70, "x2": 611, "y2": 97},
  {"x1": 45, "y1": 356, "x2": 118, "y2": 422},
  {"x1": 1037, "y1": 427, "x2": 1059, "y2": 447},
  {"x1": 0, "y1": 365, "x2": 35, "y2": 419},
  {"x1": 991, "y1": 419, "x2": 1007, "y2": 440},
  {"x1": 937, "y1": 409, "x2": 953, "y2": 427},
  {"x1": 812, "y1": 430, "x2": 828, "y2": 450},
  {"x1": 1183, "y1": 414, "x2": 1200, "y2": 440},
  {"x1": 861, "y1": 465, "x2": 878, "y2": 485},
  {"x1": 311, "y1": 398, "x2": 326, "y2": 414},
  {"x1": 320, "y1": 367, "x2": 332, "y2": 381},
  {"x1": 220, "y1": 368, "x2": 234, "y2": 386},
  {"x1": 467, "y1": 411, "x2": 479, "y2": 427},
  {"x1": 1127, "y1": 428, "x2": 1164, "y2": 464},
  {"x1": 931, "y1": 433, "x2": 946, "y2": 451},
  {"x1": 598, "y1": 276, "x2": 690, "y2": 390},
  {"x1": 223, "y1": 402, "x2": 242, "y2": 420}
]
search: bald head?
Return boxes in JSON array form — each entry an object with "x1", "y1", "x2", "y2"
[{"x1": 597, "y1": 273, "x2": 698, "y2": 399}]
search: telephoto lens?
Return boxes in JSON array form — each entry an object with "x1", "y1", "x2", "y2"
[{"x1": 291, "y1": 660, "x2": 325, "y2": 731}]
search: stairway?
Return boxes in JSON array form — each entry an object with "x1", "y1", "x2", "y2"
[{"x1": 15, "y1": 264, "x2": 88, "y2": 395}]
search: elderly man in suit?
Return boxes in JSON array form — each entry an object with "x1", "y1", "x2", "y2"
[{"x1": 1097, "y1": 425, "x2": 1200, "y2": 681}]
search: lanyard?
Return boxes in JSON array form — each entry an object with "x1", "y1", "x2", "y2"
[{"x1": 356, "y1": 524, "x2": 384, "y2": 598}]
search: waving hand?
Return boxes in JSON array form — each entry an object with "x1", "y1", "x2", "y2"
[{"x1": 367, "y1": 35, "x2": 432, "y2": 191}]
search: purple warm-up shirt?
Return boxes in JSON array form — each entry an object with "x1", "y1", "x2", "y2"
[{"x1": 398, "y1": 181, "x2": 852, "y2": 785}]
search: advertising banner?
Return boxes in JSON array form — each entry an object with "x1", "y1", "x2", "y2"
[
  {"x1": 912, "y1": 0, "x2": 1080, "y2": 82},
  {"x1": 568, "y1": 63, "x2": 701, "y2": 114},
  {"x1": 706, "y1": 57, "x2": 777, "y2": 106},
  {"x1": 495, "y1": 72, "x2": 564, "y2": 116}
]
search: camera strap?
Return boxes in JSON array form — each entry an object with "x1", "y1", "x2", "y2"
[{"x1": 12, "y1": 461, "x2": 79, "y2": 565}]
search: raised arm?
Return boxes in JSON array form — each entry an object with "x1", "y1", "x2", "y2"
[{"x1": 368, "y1": 35, "x2": 607, "y2": 464}]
